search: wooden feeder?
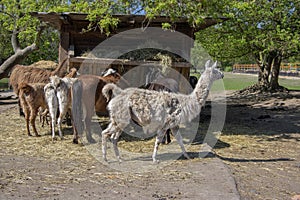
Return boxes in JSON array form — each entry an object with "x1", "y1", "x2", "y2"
[{"x1": 31, "y1": 12, "x2": 222, "y2": 90}]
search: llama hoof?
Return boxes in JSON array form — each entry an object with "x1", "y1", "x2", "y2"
[
  {"x1": 184, "y1": 153, "x2": 191, "y2": 160},
  {"x1": 60, "y1": 137, "x2": 64, "y2": 140},
  {"x1": 35, "y1": 134, "x2": 41, "y2": 137},
  {"x1": 73, "y1": 138, "x2": 78, "y2": 144},
  {"x1": 117, "y1": 157, "x2": 122, "y2": 163},
  {"x1": 153, "y1": 160, "x2": 160, "y2": 164}
]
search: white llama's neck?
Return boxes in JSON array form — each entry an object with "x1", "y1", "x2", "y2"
[
  {"x1": 191, "y1": 71, "x2": 212, "y2": 106},
  {"x1": 179, "y1": 71, "x2": 212, "y2": 123}
]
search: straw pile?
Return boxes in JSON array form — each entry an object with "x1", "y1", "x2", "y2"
[{"x1": 29, "y1": 60, "x2": 58, "y2": 70}]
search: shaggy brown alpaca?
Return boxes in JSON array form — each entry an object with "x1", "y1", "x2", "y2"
[
  {"x1": 18, "y1": 82, "x2": 47, "y2": 136},
  {"x1": 10, "y1": 59, "x2": 68, "y2": 95},
  {"x1": 9, "y1": 59, "x2": 67, "y2": 115}
]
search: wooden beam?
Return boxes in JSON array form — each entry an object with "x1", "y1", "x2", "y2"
[{"x1": 59, "y1": 31, "x2": 69, "y2": 69}]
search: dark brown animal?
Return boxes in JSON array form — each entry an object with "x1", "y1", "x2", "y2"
[
  {"x1": 143, "y1": 68, "x2": 179, "y2": 144},
  {"x1": 72, "y1": 71, "x2": 127, "y2": 144}
]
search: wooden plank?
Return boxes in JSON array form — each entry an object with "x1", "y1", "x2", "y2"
[
  {"x1": 70, "y1": 57, "x2": 191, "y2": 68},
  {"x1": 59, "y1": 31, "x2": 69, "y2": 70}
]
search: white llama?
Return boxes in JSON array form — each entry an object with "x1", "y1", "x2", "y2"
[
  {"x1": 44, "y1": 83, "x2": 59, "y2": 140},
  {"x1": 101, "y1": 60, "x2": 224, "y2": 163},
  {"x1": 48, "y1": 75, "x2": 81, "y2": 140}
]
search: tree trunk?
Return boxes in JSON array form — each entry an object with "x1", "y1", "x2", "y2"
[
  {"x1": 253, "y1": 51, "x2": 285, "y2": 92},
  {"x1": 270, "y1": 54, "x2": 282, "y2": 90},
  {"x1": 257, "y1": 52, "x2": 270, "y2": 86},
  {"x1": 0, "y1": 26, "x2": 44, "y2": 79},
  {"x1": 0, "y1": 43, "x2": 38, "y2": 79},
  {"x1": 258, "y1": 63, "x2": 271, "y2": 85}
]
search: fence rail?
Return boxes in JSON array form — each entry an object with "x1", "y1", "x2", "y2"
[
  {"x1": 233, "y1": 63, "x2": 300, "y2": 77},
  {"x1": 233, "y1": 63, "x2": 300, "y2": 72}
]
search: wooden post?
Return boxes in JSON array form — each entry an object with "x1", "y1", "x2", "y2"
[{"x1": 59, "y1": 30, "x2": 69, "y2": 70}]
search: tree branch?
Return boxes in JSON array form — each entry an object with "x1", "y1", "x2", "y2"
[
  {"x1": 0, "y1": 10, "x2": 15, "y2": 18},
  {"x1": 11, "y1": 30, "x2": 21, "y2": 53}
]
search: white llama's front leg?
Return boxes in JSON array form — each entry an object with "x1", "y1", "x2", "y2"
[
  {"x1": 101, "y1": 129, "x2": 109, "y2": 162},
  {"x1": 152, "y1": 131, "x2": 165, "y2": 163},
  {"x1": 171, "y1": 127, "x2": 190, "y2": 160}
]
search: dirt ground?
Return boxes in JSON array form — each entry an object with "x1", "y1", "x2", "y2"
[
  {"x1": 0, "y1": 89, "x2": 299, "y2": 200},
  {"x1": 217, "y1": 90, "x2": 300, "y2": 200}
]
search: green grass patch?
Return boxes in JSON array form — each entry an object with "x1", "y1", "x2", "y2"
[
  {"x1": 194, "y1": 72, "x2": 300, "y2": 91},
  {"x1": 279, "y1": 78, "x2": 300, "y2": 90},
  {"x1": 220, "y1": 73, "x2": 257, "y2": 91},
  {"x1": 0, "y1": 78, "x2": 9, "y2": 90}
]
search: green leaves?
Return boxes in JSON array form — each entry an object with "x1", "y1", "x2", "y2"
[{"x1": 198, "y1": 0, "x2": 300, "y2": 63}]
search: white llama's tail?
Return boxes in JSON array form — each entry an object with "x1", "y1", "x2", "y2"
[
  {"x1": 71, "y1": 79, "x2": 84, "y2": 135},
  {"x1": 102, "y1": 83, "x2": 123, "y2": 101}
]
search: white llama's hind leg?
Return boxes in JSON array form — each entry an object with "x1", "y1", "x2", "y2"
[
  {"x1": 57, "y1": 101, "x2": 68, "y2": 139},
  {"x1": 101, "y1": 122, "x2": 114, "y2": 162},
  {"x1": 51, "y1": 118, "x2": 56, "y2": 140},
  {"x1": 50, "y1": 108, "x2": 57, "y2": 140},
  {"x1": 57, "y1": 116, "x2": 63, "y2": 139},
  {"x1": 171, "y1": 126, "x2": 190, "y2": 160},
  {"x1": 111, "y1": 130, "x2": 122, "y2": 163},
  {"x1": 101, "y1": 122, "x2": 123, "y2": 163},
  {"x1": 57, "y1": 105, "x2": 68, "y2": 139}
]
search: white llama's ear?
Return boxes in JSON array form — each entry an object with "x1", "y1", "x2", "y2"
[
  {"x1": 212, "y1": 61, "x2": 218, "y2": 69},
  {"x1": 205, "y1": 60, "x2": 212, "y2": 69}
]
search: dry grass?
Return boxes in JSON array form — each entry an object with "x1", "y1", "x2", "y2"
[
  {"x1": 0, "y1": 106, "x2": 199, "y2": 166},
  {"x1": 0, "y1": 107, "x2": 94, "y2": 163}
]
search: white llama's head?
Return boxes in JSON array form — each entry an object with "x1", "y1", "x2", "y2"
[
  {"x1": 49, "y1": 75, "x2": 61, "y2": 88},
  {"x1": 204, "y1": 60, "x2": 224, "y2": 82}
]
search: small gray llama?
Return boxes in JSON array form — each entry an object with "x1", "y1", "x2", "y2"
[{"x1": 101, "y1": 60, "x2": 224, "y2": 163}]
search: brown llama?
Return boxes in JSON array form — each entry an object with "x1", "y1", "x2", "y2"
[{"x1": 18, "y1": 82, "x2": 47, "y2": 136}]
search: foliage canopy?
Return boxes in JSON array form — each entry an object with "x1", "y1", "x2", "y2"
[{"x1": 0, "y1": 0, "x2": 299, "y2": 90}]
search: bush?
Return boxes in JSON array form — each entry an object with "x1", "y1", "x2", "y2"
[{"x1": 224, "y1": 66, "x2": 233, "y2": 72}]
